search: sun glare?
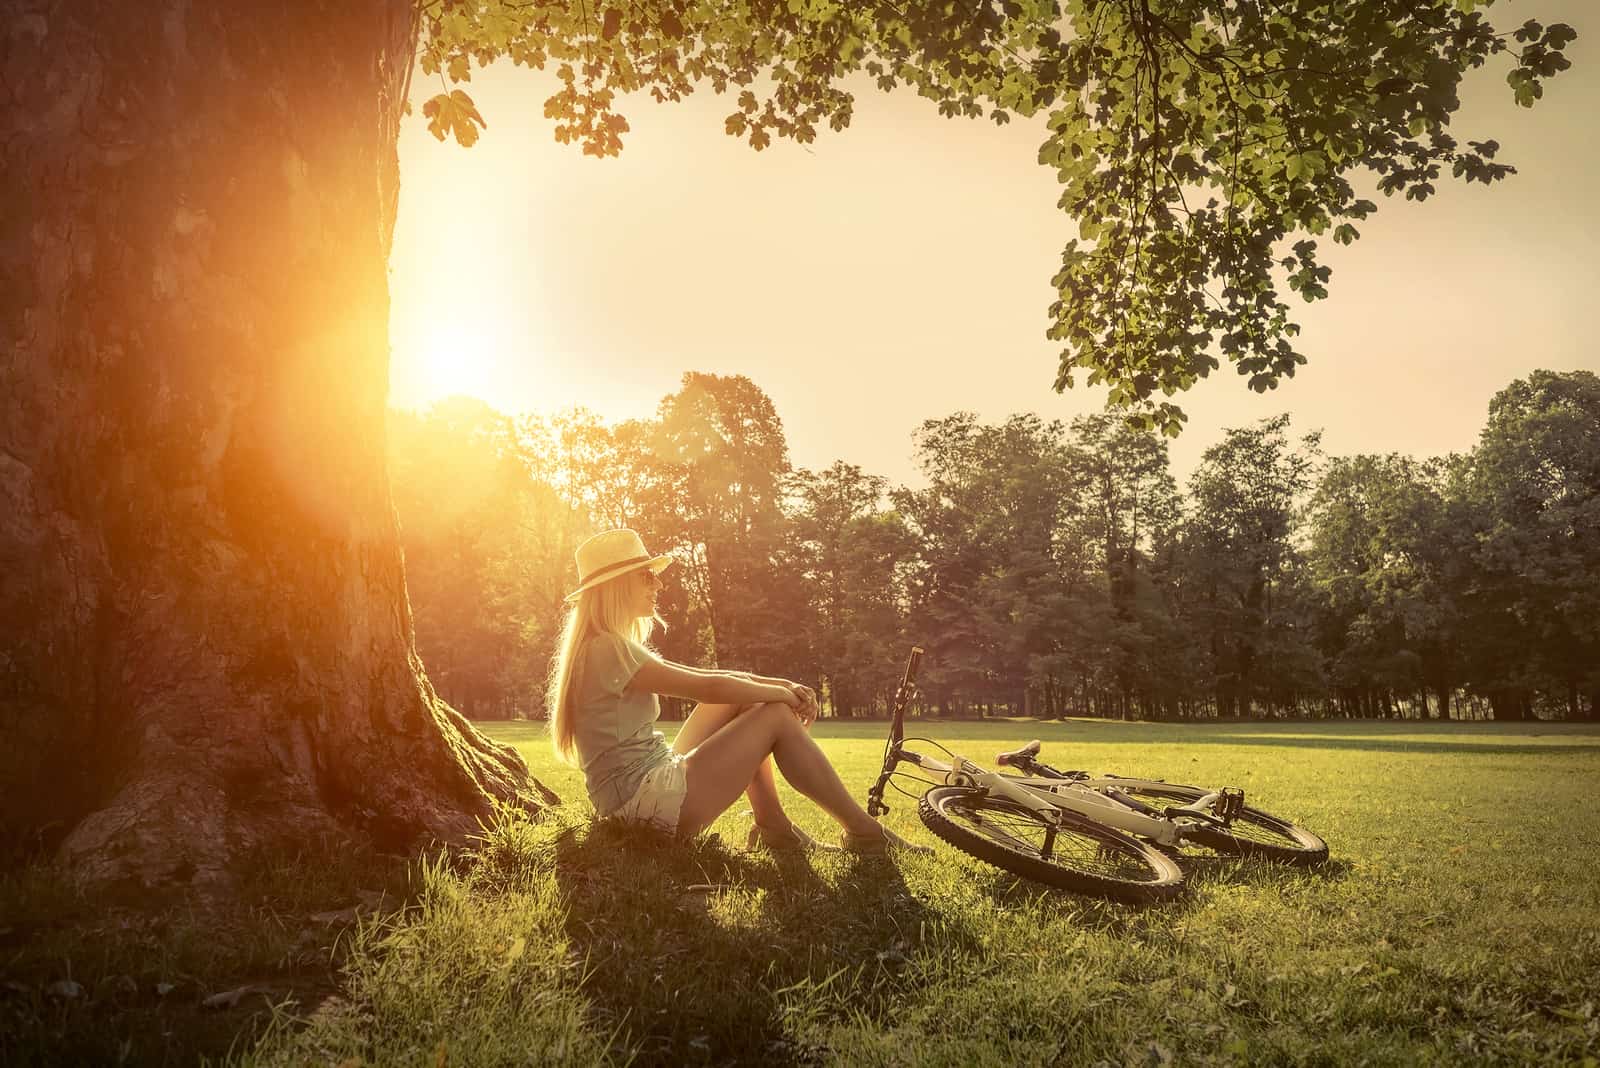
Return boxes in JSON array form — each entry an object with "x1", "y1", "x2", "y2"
[{"x1": 394, "y1": 321, "x2": 512, "y2": 408}]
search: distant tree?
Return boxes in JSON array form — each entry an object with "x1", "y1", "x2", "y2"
[
  {"x1": 1181, "y1": 415, "x2": 1323, "y2": 716},
  {"x1": 651, "y1": 373, "x2": 799, "y2": 674},
  {"x1": 787, "y1": 463, "x2": 914, "y2": 716},
  {"x1": 898, "y1": 414, "x2": 1079, "y2": 717},
  {"x1": 1457, "y1": 371, "x2": 1600, "y2": 720},
  {"x1": 1305, "y1": 454, "x2": 1463, "y2": 719},
  {"x1": 1063, "y1": 414, "x2": 1184, "y2": 717},
  {"x1": 895, "y1": 414, "x2": 997, "y2": 714},
  {"x1": 534, "y1": 409, "x2": 663, "y2": 533}
]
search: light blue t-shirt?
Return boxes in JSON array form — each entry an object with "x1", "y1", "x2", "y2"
[{"x1": 571, "y1": 632, "x2": 673, "y2": 815}]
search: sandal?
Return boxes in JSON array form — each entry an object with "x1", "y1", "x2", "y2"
[{"x1": 839, "y1": 823, "x2": 934, "y2": 856}]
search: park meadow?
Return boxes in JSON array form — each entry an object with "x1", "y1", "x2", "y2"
[
  {"x1": 5, "y1": 716, "x2": 1597, "y2": 1066},
  {"x1": 7, "y1": 2, "x2": 1597, "y2": 1066}
]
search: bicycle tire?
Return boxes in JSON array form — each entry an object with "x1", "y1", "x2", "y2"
[
  {"x1": 917, "y1": 786, "x2": 1184, "y2": 904},
  {"x1": 1104, "y1": 779, "x2": 1328, "y2": 866}
]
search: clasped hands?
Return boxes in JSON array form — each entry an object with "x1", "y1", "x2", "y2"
[{"x1": 784, "y1": 682, "x2": 820, "y2": 726}]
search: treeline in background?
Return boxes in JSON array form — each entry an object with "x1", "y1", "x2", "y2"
[{"x1": 389, "y1": 369, "x2": 1599, "y2": 723}]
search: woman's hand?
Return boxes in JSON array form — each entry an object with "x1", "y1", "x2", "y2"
[
  {"x1": 766, "y1": 683, "x2": 802, "y2": 709},
  {"x1": 792, "y1": 683, "x2": 820, "y2": 726}
]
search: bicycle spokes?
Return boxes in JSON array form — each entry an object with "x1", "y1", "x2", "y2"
[{"x1": 948, "y1": 799, "x2": 1153, "y2": 883}]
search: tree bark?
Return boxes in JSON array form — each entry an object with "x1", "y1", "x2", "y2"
[{"x1": 1, "y1": 0, "x2": 554, "y2": 891}]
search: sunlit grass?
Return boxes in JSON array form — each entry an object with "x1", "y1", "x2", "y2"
[{"x1": 470, "y1": 717, "x2": 1600, "y2": 1065}]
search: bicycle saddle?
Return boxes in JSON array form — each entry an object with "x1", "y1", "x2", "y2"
[{"x1": 996, "y1": 739, "x2": 1042, "y2": 766}]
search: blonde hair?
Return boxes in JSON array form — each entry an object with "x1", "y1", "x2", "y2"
[{"x1": 547, "y1": 569, "x2": 662, "y2": 765}]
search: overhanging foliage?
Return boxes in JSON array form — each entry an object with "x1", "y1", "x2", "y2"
[{"x1": 414, "y1": 0, "x2": 1576, "y2": 432}]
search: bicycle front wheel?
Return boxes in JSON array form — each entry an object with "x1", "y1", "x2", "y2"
[
  {"x1": 918, "y1": 786, "x2": 1184, "y2": 904},
  {"x1": 1105, "y1": 780, "x2": 1328, "y2": 866}
]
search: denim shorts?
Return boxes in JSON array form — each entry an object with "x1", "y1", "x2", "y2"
[{"x1": 612, "y1": 753, "x2": 688, "y2": 834}]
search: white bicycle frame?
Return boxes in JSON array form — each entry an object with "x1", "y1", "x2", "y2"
[
  {"x1": 866, "y1": 647, "x2": 1235, "y2": 852},
  {"x1": 899, "y1": 747, "x2": 1228, "y2": 849}
]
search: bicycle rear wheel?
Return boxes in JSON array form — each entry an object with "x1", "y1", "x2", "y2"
[
  {"x1": 1104, "y1": 780, "x2": 1328, "y2": 866},
  {"x1": 917, "y1": 786, "x2": 1184, "y2": 904}
]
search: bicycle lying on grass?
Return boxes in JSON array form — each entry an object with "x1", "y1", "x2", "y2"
[{"x1": 865, "y1": 648, "x2": 1330, "y2": 903}]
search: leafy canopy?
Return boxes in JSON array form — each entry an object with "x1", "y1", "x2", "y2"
[{"x1": 416, "y1": 0, "x2": 1576, "y2": 434}]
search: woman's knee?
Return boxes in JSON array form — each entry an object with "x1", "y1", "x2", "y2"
[
  {"x1": 756, "y1": 700, "x2": 797, "y2": 721},
  {"x1": 743, "y1": 701, "x2": 796, "y2": 738}
]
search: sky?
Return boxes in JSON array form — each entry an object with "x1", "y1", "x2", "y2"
[{"x1": 388, "y1": 0, "x2": 1598, "y2": 487}]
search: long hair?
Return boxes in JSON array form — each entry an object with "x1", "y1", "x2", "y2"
[{"x1": 547, "y1": 570, "x2": 662, "y2": 765}]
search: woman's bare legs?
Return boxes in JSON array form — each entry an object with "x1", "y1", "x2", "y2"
[
  {"x1": 672, "y1": 702, "x2": 789, "y2": 832},
  {"x1": 677, "y1": 702, "x2": 880, "y2": 838}
]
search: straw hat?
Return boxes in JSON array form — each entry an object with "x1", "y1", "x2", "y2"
[{"x1": 565, "y1": 528, "x2": 673, "y2": 604}]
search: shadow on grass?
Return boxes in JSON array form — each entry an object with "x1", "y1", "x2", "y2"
[
  {"x1": 1174, "y1": 851, "x2": 1354, "y2": 893},
  {"x1": 553, "y1": 820, "x2": 980, "y2": 1066},
  {"x1": 0, "y1": 843, "x2": 415, "y2": 1068},
  {"x1": 974, "y1": 868, "x2": 1166, "y2": 935},
  {"x1": 948, "y1": 839, "x2": 1352, "y2": 938}
]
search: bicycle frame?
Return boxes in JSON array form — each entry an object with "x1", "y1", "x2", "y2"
[{"x1": 866, "y1": 648, "x2": 1230, "y2": 850}]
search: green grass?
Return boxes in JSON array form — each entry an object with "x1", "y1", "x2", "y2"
[{"x1": 7, "y1": 719, "x2": 1600, "y2": 1065}]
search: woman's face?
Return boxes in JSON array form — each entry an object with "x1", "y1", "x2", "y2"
[{"x1": 626, "y1": 566, "x2": 663, "y2": 619}]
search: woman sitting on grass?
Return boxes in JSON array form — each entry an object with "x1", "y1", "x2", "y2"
[{"x1": 547, "y1": 528, "x2": 927, "y2": 855}]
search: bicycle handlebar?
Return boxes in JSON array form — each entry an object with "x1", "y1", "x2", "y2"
[{"x1": 867, "y1": 646, "x2": 925, "y2": 817}]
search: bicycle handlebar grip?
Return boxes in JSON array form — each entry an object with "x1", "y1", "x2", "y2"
[{"x1": 903, "y1": 646, "x2": 923, "y2": 685}]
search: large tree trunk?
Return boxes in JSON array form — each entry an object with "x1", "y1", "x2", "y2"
[{"x1": 1, "y1": 0, "x2": 554, "y2": 891}]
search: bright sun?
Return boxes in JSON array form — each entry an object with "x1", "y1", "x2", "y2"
[{"x1": 394, "y1": 320, "x2": 508, "y2": 408}]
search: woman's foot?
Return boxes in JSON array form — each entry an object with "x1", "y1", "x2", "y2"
[
  {"x1": 745, "y1": 820, "x2": 844, "y2": 854},
  {"x1": 839, "y1": 823, "x2": 933, "y2": 856}
]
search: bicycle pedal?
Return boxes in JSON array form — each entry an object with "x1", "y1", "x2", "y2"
[{"x1": 1214, "y1": 787, "x2": 1245, "y2": 822}]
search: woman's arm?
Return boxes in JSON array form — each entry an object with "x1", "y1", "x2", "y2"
[
  {"x1": 665, "y1": 662, "x2": 785, "y2": 688},
  {"x1": 729, "y1": 669, "x2": 795, "y2": 688},
  {"x1": 631, "y1": 657, "x2": 799, "y2": 708},
  {"x1": 656, "y1": 661, "x2": 805, "y2": 695},
  {"x1": 731, "y1": 671, "x2": 819, "y2": 725}
]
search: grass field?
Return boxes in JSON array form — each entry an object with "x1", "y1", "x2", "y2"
[{"x1": 6, "y1": 718, "x2": 1600, "y2": 1065}]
